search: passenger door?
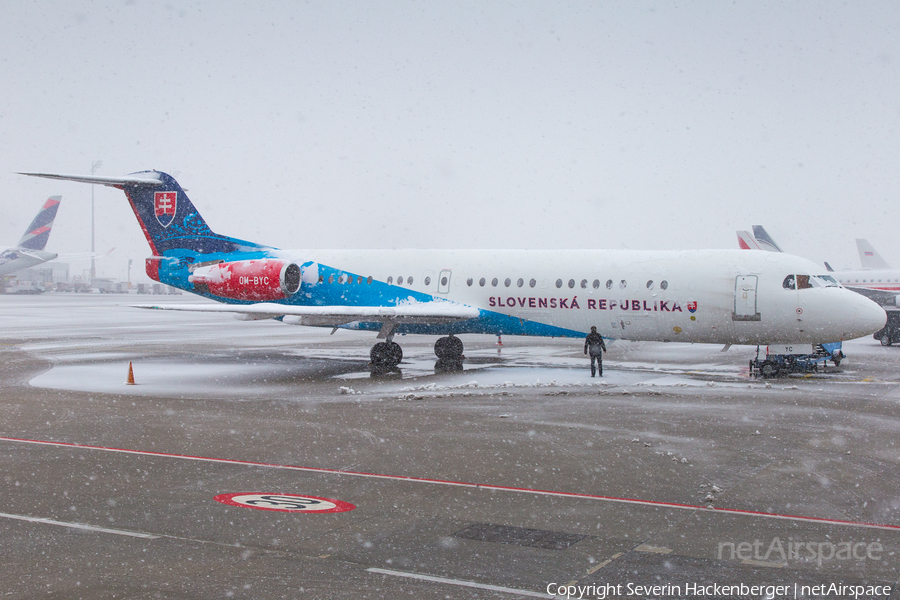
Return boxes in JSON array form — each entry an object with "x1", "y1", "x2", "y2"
[{"x1": 733, "y1": 275, "x2": 761, "y2": 321}]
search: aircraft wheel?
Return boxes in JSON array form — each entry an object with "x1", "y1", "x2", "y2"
[
  {"x1": 387, "y1": 341, "x2": 403, "y2": 365},
  {"x1": 759, "y1": 361, "x2": 778, "y2": 378},
  {"x1": 881, "y1": 334, "x2": 893, "y2": 347},
  {"x1": 434, "y1": 335, "x2": 464, "y2": 359},
  {"x1": 371, "y1": 342, "x2": 403, "y2": 368}
]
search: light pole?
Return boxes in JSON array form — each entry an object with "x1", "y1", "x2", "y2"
[{"x1": 90, "y1": 160, "x2": 102, "y2": 281}]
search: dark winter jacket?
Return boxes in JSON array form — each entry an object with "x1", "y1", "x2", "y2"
[{"x1": 584, "y1": 332, "x2": 606, "y2": 356}]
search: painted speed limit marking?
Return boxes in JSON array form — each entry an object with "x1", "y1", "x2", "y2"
[{"x1": 214, "y1": 493, "x2": 355, "y2": 514}]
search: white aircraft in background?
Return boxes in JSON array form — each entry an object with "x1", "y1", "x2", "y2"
[
  {"x1": 737, "y1": 226, "x2": 900, "y2": 306},
  {"x1": 0, "y1": 196, "x2": 61, "y2": 276},
  {"x1": 826, "y1": 240, "x2": 900, "y2": 306},
  {"x1": 21, "y1": 170, "x2": 885, "y2": 369}
]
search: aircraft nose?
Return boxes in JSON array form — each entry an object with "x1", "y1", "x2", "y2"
[{"x1": 852, "y1": 294, "x2": 886, "y2": 338}]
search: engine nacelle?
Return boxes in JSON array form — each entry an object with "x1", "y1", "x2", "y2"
[{"x1": 189, "y1": 259, "x2": 301, "y2": 301}]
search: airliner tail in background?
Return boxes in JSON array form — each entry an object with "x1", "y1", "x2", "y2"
[
  {"x1": 0, "y1": 196, "x2": 61, "y2": 277},
  {"x1": 857, "y1": 239, "x2": 891, "y2": 270}
]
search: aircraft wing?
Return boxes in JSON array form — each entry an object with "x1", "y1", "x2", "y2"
[
  {"x1": 50, "y1": 247, "x2": 115, "y2": 264},
  {"x1": 134, "y1": 301, "x2": 481, "y2": 327},
  {"x1": 15, "y1": 249, "x2": 57, "y2": 261}
]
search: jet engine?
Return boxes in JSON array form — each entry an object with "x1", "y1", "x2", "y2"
[{"x1": 189, "y1": 259, "x2": 301, "y2": 301}]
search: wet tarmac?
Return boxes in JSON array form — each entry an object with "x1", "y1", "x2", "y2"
[{"x1": 1, "y1": 294, "x2": 899, "y2": 599}]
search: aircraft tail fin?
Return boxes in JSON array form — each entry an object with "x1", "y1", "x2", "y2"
[
  {"x1": 856, "y1": 239, "x2": 891, "y2": 270},
  {"x1": 736, "y1": 230, "x2": 760, "y2": 249},
  {"x1": 824, "y1": 261, "x2": 835, "y2": 272},
  {"x1": 751, "y1": 225, "x2": 783, "y2": 253},
  {"x1": 19, "y1": 171, "x2": 269, "y2": 257},
  {"x1": 16, "y1": 196, "x2": 61, "y2": 251}
]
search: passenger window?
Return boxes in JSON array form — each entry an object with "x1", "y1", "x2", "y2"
[
  {"x1": 529, "y1": 278, "x2": 536, "y2": 288},
  {"x1": 398, "y1": 276, "x2": 405, "y2": 285},
  {"x1": 606, "y1": 279, "x2": 613, "y2": 290},
  {"x1": 592, "y1": 279, "x2": 600, "y2": 289},
  {"x1": 318, "y1": 275, "x2": 324, "y2": 284},
  {"x1": 367, "y1": 276, "x2": 373, "y2": 284},
  {"x1": 556, "y1": 279, "x2": 563, "y2": 288},
  {"x1": 408, "y1": 277, "x2": 414, "y2": 285},
  {"x1": 440, "y1": 276, "x2": 447, "y2": 286},
  {"x1": 619, "y1": 280, "x2": 627, "y2": 289},
  {"x1": 660, "y1": 280, "x2": 668, "y2": 290},
  {"x1": 568, "y1": 279, "x2": 575, "y2": 289},
  {"x1": 387, "y1": 276, "x2": 393, "y2": 284},
  {"x1": 646, "y1": 280, "x2": 654, "y2": 289},
  {"x1": 329, "y1": 274, "x2": 335, "y2": 284},
  {"x1": 424, "y1": 277, "x2": 431, "y2": 286},
  {"x1": 580, "y1": 279, "x2": 587, "y2": 289},
  {"x1": 783, "y1": 275, "x2": 795, "y2": 290},
  {"x1": 517, "y1": 278, "x2": 524, "y2": 287},
  {"x1": 796, "y1": 275, "x2": 812, "y2": 290},
  {"x1": 479, "y1": 277, "x2": 486, "y2": 287},
  {"x1": 504, "y1": 278, "x2": 511, "y2": 287},
  {"x1": 492, "y1": 278, "x2": 498, "y2": 287},
  {"x1": 467, "y1": 278, "x2": 473, "y2": 286}
]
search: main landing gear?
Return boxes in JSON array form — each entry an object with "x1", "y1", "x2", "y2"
[
  {"x1": 434, "y1": 335, "x2": 465, "y2": 373},
  {"x1": 370, "y1": 341, "x2": 403, "y2": 369},
  {"x1": 434, "y1": 335, "x2": 464, "y2": 360},
  {"x1": 368, "y1": 333, "x2": 466, "y2": 372}
]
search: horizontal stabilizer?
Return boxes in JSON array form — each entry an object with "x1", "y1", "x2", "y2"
[
  {"x1": 18, "y1": 172, "x2": 162, "y2": 188},
  {"x1": 134, "y1": 301, "x2": 480, "y2": 328}
]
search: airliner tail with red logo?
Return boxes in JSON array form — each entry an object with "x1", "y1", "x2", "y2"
[{"x1": 0, "y1": 196, "x2": 61, "y2": 277}]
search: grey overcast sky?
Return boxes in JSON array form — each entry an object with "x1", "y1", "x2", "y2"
[{"x1": 0, "y1": 1, "x2": 898, "y2": 281}]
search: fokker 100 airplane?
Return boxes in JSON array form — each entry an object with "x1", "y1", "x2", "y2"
[{"x1": 21, "y1": 171, "x2": 886, "y2": 369}]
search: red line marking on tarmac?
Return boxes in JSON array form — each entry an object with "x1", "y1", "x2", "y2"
[{"x1": 2, "y1": 435, "x2": 898, "y2": 532}]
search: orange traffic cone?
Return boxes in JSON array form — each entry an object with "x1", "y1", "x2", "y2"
[{"x1": 126, "y1": 362, "x2": 136, "y2": 385}]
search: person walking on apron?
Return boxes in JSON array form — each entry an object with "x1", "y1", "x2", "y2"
[{"x1": 584, "y1": 326, "x2": 607, "y2": 377}]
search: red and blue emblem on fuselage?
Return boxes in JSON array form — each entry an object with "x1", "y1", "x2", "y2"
[
  {"x1": 154, "y1": 191, "x2": 177, "y2": 228},
  {"x1": 687, "y1": 301, "x2": 698, "y2": 313}
]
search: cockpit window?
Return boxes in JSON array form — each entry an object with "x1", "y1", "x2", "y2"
[{"x1": 786, "y1": 274, "x2": 836, "y2": 290}]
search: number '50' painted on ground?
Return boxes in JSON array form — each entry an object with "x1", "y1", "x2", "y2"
[{"x1": 214, "y1": 493, "x2": 356, "y2": 513}]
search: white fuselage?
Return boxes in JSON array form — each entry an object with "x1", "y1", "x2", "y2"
[
  {"x1": 831, "y1": 269, "x2": 900, "y2": 297},
  {"x1": 271, "y1": 248, "x2": 885, "y2": 345}
]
